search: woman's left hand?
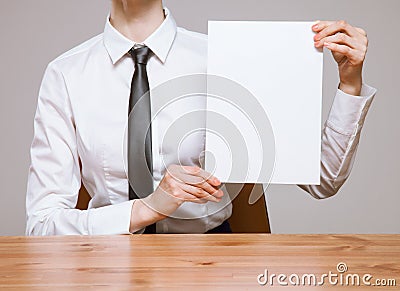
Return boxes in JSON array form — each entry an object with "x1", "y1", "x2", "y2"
[{"x1": 313, "y1": 20, "x2": 368, "y2": 96}]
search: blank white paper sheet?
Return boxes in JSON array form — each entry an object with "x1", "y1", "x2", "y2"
[{"x1": 205, "y1": 21, "x2": 323, "y2": 184}]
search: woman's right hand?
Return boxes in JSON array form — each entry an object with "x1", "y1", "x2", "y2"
[{"x1": 129, "y1": 165, "x2": 223, "y2": 233}]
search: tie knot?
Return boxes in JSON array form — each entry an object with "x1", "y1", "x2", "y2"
[{"x1": 130, "y1": 46, "x2": 151, "y2": 65}]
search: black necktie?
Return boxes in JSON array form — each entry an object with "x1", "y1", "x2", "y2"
[{"x1": 128, "y1": 46, "x2": 156, "y2": 234}]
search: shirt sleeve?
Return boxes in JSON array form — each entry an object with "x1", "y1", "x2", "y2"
[
  {"x1": 26, "y1": 62, "x2": 135, "y2": 236},
  {"x1": 299, "y1": 84, "x2": 377, "y2": 199}
]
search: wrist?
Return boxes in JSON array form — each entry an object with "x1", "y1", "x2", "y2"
[
  {"x1": 339, "y1": 79, "x2": 362, "y2": 96},
  {"x1": 129, "y1": 197, "x2": 165, "y2": 233},
  {"x1": 339, "y1": 67, "x2": 363, "y2": 96}
]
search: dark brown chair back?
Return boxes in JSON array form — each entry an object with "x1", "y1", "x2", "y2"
[{"x1": 226, "y1": 183, "x2": 271, "y2": 233}]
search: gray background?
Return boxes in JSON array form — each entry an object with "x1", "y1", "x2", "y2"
[{"x1": 0, "y1": 0, "x2": 398, "y2": 235}]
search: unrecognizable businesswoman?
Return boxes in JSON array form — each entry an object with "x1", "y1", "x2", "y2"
[{"x1": 26, "y1": 0, "x2": 376, "y2": 235}]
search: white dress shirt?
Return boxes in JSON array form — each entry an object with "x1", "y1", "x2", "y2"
[{"x1": 26, "y1": 8, "x2": 377, "y2": 235}]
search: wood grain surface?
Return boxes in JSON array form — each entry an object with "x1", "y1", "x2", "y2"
[{"x1": 0, "y1": 234, "x2": 399, "y2": 290}]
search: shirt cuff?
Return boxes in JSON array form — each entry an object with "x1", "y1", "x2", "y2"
[
  {"x1": 88, "y1": 200, "x2": 135, "y2": 235},
  {"x1": 326, "y1": 84, "x2": 377, "y2": 136}
]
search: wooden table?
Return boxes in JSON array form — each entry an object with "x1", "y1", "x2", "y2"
[{"x1": 0, "y1": 235, "x2": 399, "y2": 290}]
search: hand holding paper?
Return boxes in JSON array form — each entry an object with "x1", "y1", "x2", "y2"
[{"x1": 313, "y1": 20, "x2": 368, "y2": 96}]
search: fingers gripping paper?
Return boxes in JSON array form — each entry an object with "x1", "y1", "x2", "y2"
[{"x1": 205, "y1": 21, "x2": 323, "y2": 184}]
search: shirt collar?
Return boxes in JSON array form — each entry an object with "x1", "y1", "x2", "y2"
[{"x1": 103, "y1": 7, "x2": 177, "y2": 64}]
